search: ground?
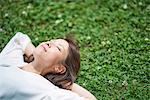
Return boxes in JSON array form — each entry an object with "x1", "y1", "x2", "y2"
[{"x1": 0, "y1": 0, "x2": 149, "y2": 99}]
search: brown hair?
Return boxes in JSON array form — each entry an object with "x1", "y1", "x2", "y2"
[{"x1": 43, "y1": 38, "x2": 80, "y2": 89}]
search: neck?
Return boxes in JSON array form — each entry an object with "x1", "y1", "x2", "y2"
[{"x1": 21, "y1": 62, "x2": 42, "y2": 75}]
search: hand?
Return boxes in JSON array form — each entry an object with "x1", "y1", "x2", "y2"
[
  {"x1": 24, "y1": 42, "x2": 35, "y2": 57},
  {"x1": 24, "y1": 42, "x2": 35, "y2": 63},
  {"x1": 23, "y1": 54, "x2": 34, "y2": 63}
]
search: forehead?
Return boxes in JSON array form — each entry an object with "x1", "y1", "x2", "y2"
[
  {"x1": 53, "y1": 39, "x2": 69, "y2": 47},
  {"x1": 54, "y1": 39, "x2": 69, "y2": 59}
]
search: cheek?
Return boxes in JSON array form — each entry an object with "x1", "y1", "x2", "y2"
[
  {"x1": 33, "y1": 47, "x2": 47, "y2": 64},
  {"x1": 46, "y1": 50, "x2": 61, "y2": 64},
  {"x1": 33, "y1": 47, "x2": 62, "y2": 67},
  {"x1": 34, "y1": 46, "x2": 43, "y2": 55}
]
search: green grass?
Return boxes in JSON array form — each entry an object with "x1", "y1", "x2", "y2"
[{"x1": 0, "y1": 0, "x2": 150, "y2": 99}]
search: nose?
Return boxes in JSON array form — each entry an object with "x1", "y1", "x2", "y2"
[
  {"x1": 47, "y1": 43, "x2": 50, "y2": 46},
  {"x1": 47, "y1": 42, "x2": 52, "y2": 48},
  {"x1": 47, "y1": 41, "x2": 56, "y2": 48},
  {"x1": 44, "y1": 41, "x2": 51, "y2": 48}
]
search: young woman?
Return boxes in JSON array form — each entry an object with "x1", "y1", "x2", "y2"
[{"x1": 0, "y1": 32, "x2": 96, "y2": 100}]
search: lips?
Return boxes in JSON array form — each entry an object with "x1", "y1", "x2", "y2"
[{"x1": 41, "y1": 44, "x2": 49, "y2": 52}]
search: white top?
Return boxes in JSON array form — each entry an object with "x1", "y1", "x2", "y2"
[{"x1": 0, "y1": 32, "x2": 84, "y2": 100}]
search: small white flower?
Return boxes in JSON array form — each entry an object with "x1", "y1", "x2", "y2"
[
  {"x1": 123, "y1": 4, "x2": 128, "y2": 9},
  {"x1": 27, "y1": 4, "x2": 32, "y2": 9},
  {"x1": 22, "y1": 11, "x2": 27, "y2": 15},
  {"x1": 97, "y1": 66, "x2": 102, "y2": 70},
  {"x1": 55, "y1": 19, "x2": 63, "y2": 24},
  {"x1": 106, "y1": 40, "x2": 111, "y2": 45},
  {"x1": 68, "y1": 22, "x2": 73, "y2": 27},
  {"x1": 47, "y1": 7, "x2": 51, "y2": 11},
  {"x1": 35, "y1": 37, "x2": 39, "y2": 41},
  {"x1": 4, "y1": 13, "x2": 9, "y2": 17},
  {"x1": 122, "y1": 80, "x2": 128, "y2": 86},
  {"x1": 139, "y1": 2, "x2": 142, "y2": 6},
  {"x1": 114, "y1": 33, "x2": 118, "y2": 35},
  {"x1": 86, "y1": 36, "x2": 91, "y2": 40},
  {"x1": 108, "y1": 80, "x2": 112, "y2": 84},
  {"x1": 108, "y1": 49, "x2": 111, "y2": 52},
  {"x1": 83, "y1": 82, "x2": 86, "y2": 86},
  {"x1": 101, "y1": 41, "x2": 106, "y2": 46},
  {"x1": 0, "y1": 28, "x2": 3, "y2": 32},
  {"x1": 144, "y1": 38, "x2": 149, "y2": 41},
  {"x1": 146, "y1": 5, "x2": 150, "y2": 11},
  {"x1": 58, "y1": 14, "x2": 62, "y2": 18},
  {"x1": 132, "y1": 79, "x2": 137, "y2": 85},
  {"x1": 20, "y1": 22, "x2": 24, "y2": 26}
]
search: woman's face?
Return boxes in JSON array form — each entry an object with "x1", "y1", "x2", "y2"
[{"x1": 33, "y1": 39, "x2": 69, "y2": 73}]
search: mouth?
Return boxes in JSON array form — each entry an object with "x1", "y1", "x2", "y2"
[{"x1": 41, "y1": 44, "x2": 49, "y2": 52}]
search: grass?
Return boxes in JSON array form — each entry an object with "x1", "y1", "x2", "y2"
[{"x1": 0, "y1": 0, "x2": 150, "y2": 99}]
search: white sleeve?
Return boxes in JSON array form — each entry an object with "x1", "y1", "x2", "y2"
[
  {"x1": 0, "y1": 32, "x2": 31, "y2": 67},
  {"x1": 46, "y1": 88, "x2": 85, "y2": 100}
]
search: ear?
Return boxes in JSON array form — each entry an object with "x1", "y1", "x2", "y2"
[{"x1": 54, "y1": 64, "x2": 66, "y2": 74}]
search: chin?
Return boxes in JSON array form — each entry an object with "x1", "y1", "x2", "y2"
[{"x1": 33, "y1": 50, "x2": 42, "y2": 60}]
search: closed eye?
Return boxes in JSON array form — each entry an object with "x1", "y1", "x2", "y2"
[{"x1": 57, "y1": 46, "x2": 61, "y2": 51}]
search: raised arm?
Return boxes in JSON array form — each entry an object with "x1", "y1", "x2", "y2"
[
  {"x1": 0, "y1": 32, "x2": 36, "y2": 66},
  {"x1": 71, "y1": 83, "x2": 97, "y2": 100}
]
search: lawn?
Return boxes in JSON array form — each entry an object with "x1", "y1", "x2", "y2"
[{"x1": 0, "y1": 0, "x2": 149, "y2": 99}]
